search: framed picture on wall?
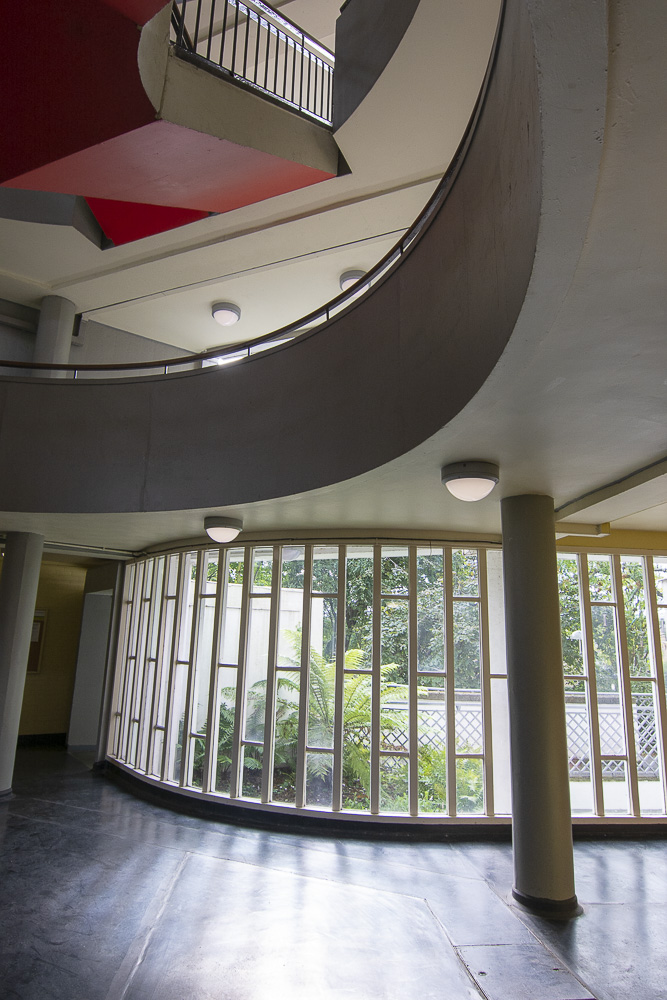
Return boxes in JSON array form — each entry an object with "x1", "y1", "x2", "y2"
[{"x1": 27, "y1": 610, "x2": 46, "y2": 674}]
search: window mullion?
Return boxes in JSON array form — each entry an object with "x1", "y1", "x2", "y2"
[
  {"x1": 161, "y1": 554, "x2": 186, "y2": 782},
  {"x1": 230, "y1": 547, "x2": 252, "y2": 798},
  {"x1": 444, "y1": 547, "x2": 456, "y2": 817},
  {"x1": 260, "y1": 546, "x2": 282, "y2": 804},
  {"x1": 202, "y1": 548, "x2": 225, "y2": 794},
  {"x1": 370, "y1": 543, "x2": 381, "y2": 814},
  {"x1": 145, "y1": 559, "x2": 169, "y2": 776},
  {"x1": 408, "y1": 546, "x2": 418, "y2": 817},
  {"x1": 180, "y1": 551, "x2": 204, "y2": 788},
  {"x1": 612, "y1": 554, "x2": 640, "y2": 816},
  {"x1": 478, "y1": 548, "x2": 494, "y2": 818},
  {"x1": 332, "y1": 544, "x2": 346, "y2": 812},
  {"x1": 646, "y1": 559, "x2": 667, "y2": 806},
  {"x1": 136, "y1": 559, "x2": 161, "y2": 771},
  {"x1": 295, "y1": 545, "x2": 313, "y2": 808},
  {"x1": 121, "y1": 562, "x2": 144, "y2": 763},
  {"x1": 579, "y1": 554, "x2": 604, "y2": 816}
]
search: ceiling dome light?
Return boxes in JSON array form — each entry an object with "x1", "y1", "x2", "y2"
[
  {"x1": 339, "y1": 269, "x2": 366, "y2": 292},
  {"x1": 204, "y1": 516, "x2": 243, "y2": 543},
  {"x1": 441, "y1": 461, "x2": 499, "y2": 502},
  {"x1": 212, "y1": 302, "x2": 241, "y2": 326}
]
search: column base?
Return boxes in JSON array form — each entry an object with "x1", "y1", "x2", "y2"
[{"x1": 512, "y1": 888, "x2": 582, "y2": 919}]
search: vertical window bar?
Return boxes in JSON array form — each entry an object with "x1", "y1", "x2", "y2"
[
  {"x1": 444, "y1": 547, "x2": 456, "y2": 816},
  {"x1": 479, "y1": 547, "x2": 494, "y2": 817},
  {"x1": 264, "y1": 23, "x2": 271, "y2": 90},
  {"x1": 179, "y1": 551, "x2": 204, "y2": 787},
  {"x1": 282, "y1": 34, "x2": 289, "y2": 99},
  {"x1": 205, "y1": 0, "x2": 216, "y2": 61},
  {"x1": 230, "y1": 546, "x2": 252, "y2": 797},
  {"x1": 273, "y1": 29, "x2": 280, "y2": 97},
  {"x1": 370, "y1": 544, "x2": 382, "y2": 814},
  {"x1": 408, "y1": 546, "x2": 418, "y2": 816},
  {"x1": 646, "y1": 558, "x2": 667, "y2": 799},
  {"x1": 160, "y1": 554, "x2": 186, "y2": 781},
  {"x1": 578, "y1": 555, "x2": 605, "y2": 815},
  {"x1": 202, "y1": 547, "x2": 225, "y2": 793},
  {"x1": 298, "y1": 42, "x2": 304, "y2": 110},
  {"x1": 260, "y1": 546, "x2": 282, "y2": 803},
  {"x1": 306, "y1": 50, "x2": 312, "y2": 116},
  {"x1": 332, "y1": 544, "x2": 346, "y2": 811},
  {"x1": 136, "y1": 558, "x2": 160, "y2": 771},
  {"x1": 313, "y1": 58, "x2": 319, "y2": 118},
  {"x1": 290, "y1": 36, "x2": 297, "y2": 103},
  {"x1": 108, "y1": 566, "x2": 134, "y2": 758},
  {"x1": 295, "y1": 545, "x2": 313, "y2": 808},
  {"x1": 612, "y1": 554, "x2": 641, "y2": 815},
  {"x1": 145, "y1": 557, "x2": 169, "y2": 775},
  {"x1": 120, "y1": 562, "x2": 144, "y2": 762},
  {"x1": 193, "y1": 0, "x2": 203, "y2": 51}
]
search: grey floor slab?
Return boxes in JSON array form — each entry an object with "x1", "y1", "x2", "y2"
[{"x1": 3, "y1": 748, "x2": 667, "y2": 1000}]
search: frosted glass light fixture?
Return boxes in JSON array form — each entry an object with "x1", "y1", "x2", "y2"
[
  {"x1": 339, "y1": 269, "x2": 366, "y2": 292},
  {"x1": 212, "y1": 302, "x2": 241, "y2": 326},
  {"x1": 441, "y1": 461, "x2": 499, "y2": 502},
  {"x1": 204, "y1": 516, "x2": 243, "y2": 543}
]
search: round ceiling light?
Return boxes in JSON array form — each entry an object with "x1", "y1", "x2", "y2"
[
  {"x1": 204, "y1": 516, "x2": 244, "y2": 543},
  {"x1": 339, "y1": 269, "x2": 366, "y2": 292},
  {"x1": 212, "y1": 302, "x2": 241, "y2": 326},
  {"x1": 441, "y1": 461, "x2": 500, "y2": 502}
]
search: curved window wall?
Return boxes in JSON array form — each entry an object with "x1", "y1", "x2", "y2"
[
  {"x1": 108, "y1": 541, "x2": 511, "y2": 820},
  {"x1": 108, "y1": 540, "x2": 667, "y2": 822}
]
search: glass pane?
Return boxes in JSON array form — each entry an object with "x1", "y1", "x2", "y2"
[
  {"x1": 202, "y1": 550, "x2": 219, "y2": 594},
  {"x1": 486, "y1": 549, "x2": 506, "y2": 675},
  {"x1": 653, "y1": 556, "x2": 667, "y2": 604},
  {"x1": 309, "y1": 597, "x2": 337, "y2": 748},
  {"x1": 272, "y1": 672, "x2": 299, "y2": 803},
  {"x1": 192, "y1": 597, "x2": 215, "y2": 736},
  {"x1": 490, "y1": 676, "x2": 511, "y2": 815},
  {"x1": 137, "y1": 660, "x2": 155, "y2": 772},
  {"x1": 241, "y1": 745, "x2": 263, "y2": 799},
  {"x1": 381, "y1": 546, "x2": 409, "y2": 595},
  {"x1": 565, "y1": 678, "x2": 593, "y2": 815},
  {"x1": 658, "y1": 607, "x2": 667, "y2": 684},
  {"x1": 305, "y1": 752, "x2": 333, "y2": 808},
  {"x1": 342, "y1": 674, "x2": 371, "y2": 810},
  {"x1": 148, "y1": 560, "x2": 164, "y2": 660},
  {"x1": 281, "y1": 545, "x2": 305, "y2": 591},
  {"x1": 252, "y1": 547, "x2": 273, "y2": 592},
  {"x1": 166, "y1": 554, "x2": 179, "y2": 596},
  {"x1": 381, "y1": 598, "x2": 408, "y2": 684},
  {"x1": 452, "y1": 549, "x2": 478, "y2": 597},
  {"x1": 621, "y1": 557, "x2": 651, "y2": 677},
  {"x1": 592, "y1": 605, "x2": 622, "y2": 703},
  {"x1": 588, "y1": 555, "x2": 613, "y2": 603},
  {"x1": 243, "y1": 597, "x2": 271, "y2": 742},
  {"x1": 214, "y1": 667, "x2": 237, "y2": 795},
  {"x1": 380, "y1": 694, "x2": 408, "y2": 755},
  {"x1": 177, "y1": 552, "x2": 197, "y2": 661},
  {"x1": 167, "y1": 661, "x2": 188, "y2": 783},
  {"x1": 189, "y1": 736, "x2": 207, "y2": 789},
  {"x1": 558, "y1": 554, "x2": 584, "y2": 675},
  {"x1": 226, "y1": 547, "x2": 244, "y2": 587},
  {"x1": 602, "y1": 759, "x2": 630, "y2": 815},
  {"x1": 418, "y1": 675, "x2": 447, "y2": 814},
  {"x1": 276, "y1": 548, "x2": 304, "y2": 672},
  {"x1": 417, "y1": 549, "x2": 444, "y2": 672},
  {"x1": 149, "y1": 729, "x2": 164, "y2": 778},
  {"x1": 633, "y1": 687, "x2": 664, "y2": 815},
  {"x1": 345, "y1": 546, "x2": 374, "y2": 669},
  {"x1": 454, "y1": 601, "x2": 480, "y2": 690},
  {"x1": 220, "y1": 574, "x2": 243, "y2": 666},
  {"x1": 456, "y1": 758, "x2": 484, "y2": 814},
  {"x1": 312, "y1": 545, "x2": 338, "y2": 594},
  {"x1": 143, "y1": 558, "x2": 154, "y2": 598},
  {"x1": 455, "y1": 689, "x2": 482, "y2": 753},
  {"x1": 380, "y1": 755, "x2": 409, "y2": 813},
  {"x1": 155, "y1": 600, "x2": 175, "y2": 727}
]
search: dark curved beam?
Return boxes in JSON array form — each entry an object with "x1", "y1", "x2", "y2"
[{"x1": 0, "y1": 1, "x2": 540, "y2": 516}]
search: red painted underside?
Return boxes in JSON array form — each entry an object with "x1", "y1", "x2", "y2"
[
  {"x1": 86, "y1": 198, "x2": 209, "y2": 245},
  {"x1": 5, "y1": 121, "x2": 335, "y2": 214},
  {"x1": 100, "y1": 0, "x2": 168, "y2": 25},
  {"x1": 0, "y1": 0, "x2": 155, "y2": 183}
]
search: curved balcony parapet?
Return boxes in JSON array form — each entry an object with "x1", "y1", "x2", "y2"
[{"x1": 0, "y1": 0, "x2": 540, "y2": 516}]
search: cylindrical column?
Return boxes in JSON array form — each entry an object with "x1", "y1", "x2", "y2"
[
  {"x1": 0, "y1": 532, "x2": 44, "y2": 797},
  {"x1": 33, "y1": 295, "x2": 75, "y2": 377},
  {"x1": 501, "y1": 494, "x2": 578, "y2": 917}
]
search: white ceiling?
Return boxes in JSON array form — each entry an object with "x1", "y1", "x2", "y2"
[{"x1": 1, "y1": 0, "x2": 666, "y2": 554}]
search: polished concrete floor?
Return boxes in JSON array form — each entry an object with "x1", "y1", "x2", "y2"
[{"x1": 1, "y1": 749, "x2": 665, "y2": 1000}]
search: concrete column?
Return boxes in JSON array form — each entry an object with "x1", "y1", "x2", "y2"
[
  {"x1": 34, "y1": 295, "x2": 75, "y2": 377},
  {"x1": 501, "y1": 494, "x2": 579, "y2": 917},
  {"x1": 0, "y1": 532, "x2": 44, "y2": 798}
]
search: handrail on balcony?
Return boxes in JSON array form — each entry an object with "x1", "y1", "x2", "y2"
[{"x1": 171, "y1": 0, "x2": 334, "y2": 126}]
